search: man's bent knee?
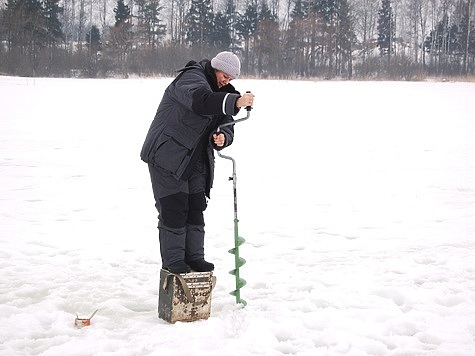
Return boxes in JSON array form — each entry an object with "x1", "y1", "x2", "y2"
[{"x1": 159, "y1": 192, "x2": 189, "y2": 228}]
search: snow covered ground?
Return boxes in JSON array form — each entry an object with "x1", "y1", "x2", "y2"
[{"x1": 1, "y1": 75, "x2": 475, "y2": 355}]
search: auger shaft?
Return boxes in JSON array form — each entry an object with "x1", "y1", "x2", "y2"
[{"x1": 216, "y1": 151, "x2": 247, "y2": 306}]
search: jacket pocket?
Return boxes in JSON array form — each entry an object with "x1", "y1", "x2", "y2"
[{"x1": 152, "y1": 130, "x2": 192, "y2": 177}]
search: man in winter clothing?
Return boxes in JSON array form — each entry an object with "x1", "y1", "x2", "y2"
[{"x1": 141, "y1": 51, "x2": 254, "y2": 274}]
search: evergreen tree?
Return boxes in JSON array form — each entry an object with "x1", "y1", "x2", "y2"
[
  {"x1": 314, "y1": 0, "x2": 337, "y2": 24},
  {"x1": 186, "y1": 0, "x2": 214, "y2": 56},
  {"x1": 2, "y1": 0, "x2": 65, "y2": 75},
  {"x1": 236, "y1": 2, "x2": 259, "y2": 42},
  {"x1": 224, "y1": 0, "x2": 239, "y2": 50},
  {"x1": 85, "y1": 25, "x2": 101, "y2": 76},
  {"x1": 423, "y1": 13, "x2": 464, "y2": 75},
  {"x1": 210, "y1": 12, "x2": 232, "y2": 50},
  {"x1": 136, "y1": 0, "x2": 166, "y2": 49},
  {"x1": 315, "y1": 0, "x2": 343, "y2": 77},
  {"x1": 424, "y1": 15, "x2": 450, "y2": 55},
  {"x1": 336, "y1": 0, "x2": 355, "y2": 78},
  {"x1": 86, "y1": 25, "x2": 102, "y2": 55},
  {"x1": 5, "y1": 0, "x2": 47, "y2": 51},
  {"x1": 287, "y1": 0, "x2": 311, "y2": 77},
  {"x1": 42, "y1": 0, "x2": 64, "y2": 46},
  {"x1": 208, "y1": 0, "x2": 238, "y2": 52},
  {"x1": 114, "y1": 0, "x2": 131, "y2": 26},
  {"x1": 108, "y1": 0, "x2": 133, "y2": 77},
  {"x1": 236, "y1": 1, "x2": 259, "y2": 74},
  {"x1": 377, "y1": 0, "x2": 394, "y2": 57}
]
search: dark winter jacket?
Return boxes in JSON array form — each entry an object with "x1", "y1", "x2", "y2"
[{"x1": 140, "y1": 59, "x2": 241, "y2": 197}]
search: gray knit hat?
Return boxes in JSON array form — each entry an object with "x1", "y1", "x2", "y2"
[{"x1": 211, "y1": 51, "x2": 241, "y2": 79}]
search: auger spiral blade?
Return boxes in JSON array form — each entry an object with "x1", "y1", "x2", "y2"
[{"x1": 228, "y1": 229, "x2": 247, "y2": 305}]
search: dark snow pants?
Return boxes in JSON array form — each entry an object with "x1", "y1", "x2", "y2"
[{"x1": 148, "y1": 160, "x2": 208, "y2": 269}]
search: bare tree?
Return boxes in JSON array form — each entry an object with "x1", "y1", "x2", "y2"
[
  {"x1": 169, "y1": 0, "x2": 190, "y2": 44},
  {"x1": 353, "y1": 0, "x2": 380, "y2": 76}
]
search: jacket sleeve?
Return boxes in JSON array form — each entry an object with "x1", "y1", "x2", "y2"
[
  {"x1": 169, "y1": 69, "x2": 240, "y2": 117},
  {"x1": 210, "y1": 116, "x2": 234, "y2": 151}
]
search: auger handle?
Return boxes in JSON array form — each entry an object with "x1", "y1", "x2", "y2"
[
  {"x1": 217, "y1": 91, "x2": 253, "y2": 133},
  {"x1": 245, "y1": 91, "x2": 253, "y2": 111}
]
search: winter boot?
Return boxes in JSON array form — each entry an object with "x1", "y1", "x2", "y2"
[
  {"x1": 185, "y1": 224, "x2": 214, "y2": 272},
  {"x1": 159, "y1": 224, "x2": 190, "y2": 274}
]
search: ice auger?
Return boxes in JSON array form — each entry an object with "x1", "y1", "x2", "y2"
[{"x1": 217, "y1": 94, "x2": 252, "y2": 306}]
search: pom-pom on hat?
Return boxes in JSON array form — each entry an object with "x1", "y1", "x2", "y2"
[{"x1": 211, "y1": 51, "x2": 241, "y2": 79}]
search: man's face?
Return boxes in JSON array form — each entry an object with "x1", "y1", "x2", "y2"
[{"x1": 215, "y1": 70, "x2": 233, "y2": 88}]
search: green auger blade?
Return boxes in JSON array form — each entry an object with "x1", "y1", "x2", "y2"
[
  {"x1": 230, "y1": 297, "x2": 247, "y2": 307},
  {"x1": 229, "y1": 280, "x2": 246, "y2": 297},
  {"x1": 229, "y1": 249, "x2": 246, "y2": 305},
  {"x1": 236, "y1": 236, "x2": 246, "y2": 246},
  {"x1": 236, "y1": 257, "x2": 246, "y2": 268},
  {"x1": 229, "y1": 262, "x2": 247, "y2": 275},
  {"x1": 228, "y1": 257, "x2": 246, "y2": 270},
  {"x1": 230, "y1": 289, "x2": 247, "y2": 307},
  {"x1": 236, "y1": 278, "x2": 247, "y2": 289}
]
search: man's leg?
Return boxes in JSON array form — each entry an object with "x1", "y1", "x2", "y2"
[
  {"x1": 185, "y1": 170, "x2": 214, "y2": 272},
  {"x1": 149, "y1": 165, "x2": 190, "y2": 273}
]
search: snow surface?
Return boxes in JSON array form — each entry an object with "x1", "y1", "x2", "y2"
[{"x1": 1, "y1": 76, "x2": 475, "y2": 356}]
